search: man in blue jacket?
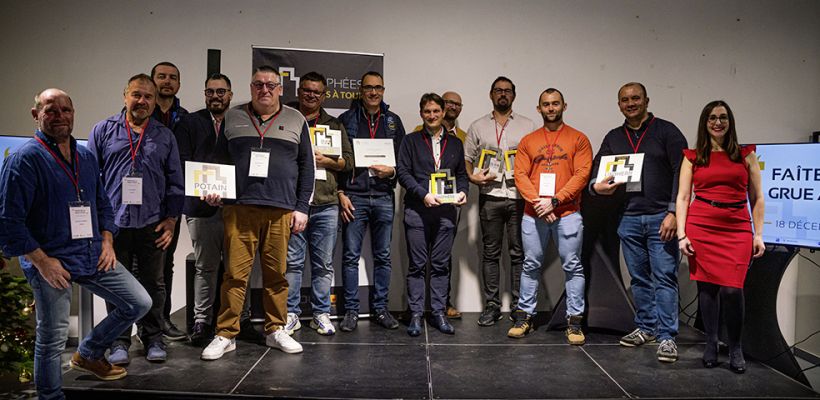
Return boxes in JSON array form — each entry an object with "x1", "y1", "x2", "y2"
[
  {"x1": 0, "y1": 89, "x2": 151, "y2": 399},
  {"x1": 337, "y1": 71, "x2": 405, "y2": 332},
  {"x1": 397, "y1": 93, "x2": 468, "y2": 336}
]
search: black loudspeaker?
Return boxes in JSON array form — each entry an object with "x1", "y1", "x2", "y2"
[
  {"x1": 812, "y1": 131, "x2": 819, "y2": 143},
  {"x1": 207, "y1": 49, "x2": 221, "y2": 77}
]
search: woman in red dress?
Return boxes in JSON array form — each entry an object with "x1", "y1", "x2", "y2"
[{"x1": 675, "y1": 100, "x2": 765, "y2": 373}]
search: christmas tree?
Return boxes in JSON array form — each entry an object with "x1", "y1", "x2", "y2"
[{"x1": 0, "y1": 251, "x2": 35, "y2": 383}]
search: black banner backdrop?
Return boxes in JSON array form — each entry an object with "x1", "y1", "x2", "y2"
[{"x1": 252, "y1": 46, "x2": 384, "y2": 116}]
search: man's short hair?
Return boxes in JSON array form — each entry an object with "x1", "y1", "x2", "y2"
[
  {"x1": 300, "y1": 71, "x2": 327, "y2": 87},
  {"x1": 619, "y1": 82, "x2": 648, "y2": 99},
  {"x1": 33, "y1": 89, "x2": 72, "y2": 111},
  {"x1": 491, "y1": 76, "x2": 516, "y2": 95},
  {"x1": 253, "y1": 65, "x2": 279, "y2": 76},
  {"x1": 151, "y1": 61, "x2": 180, "y2": 79},
  {"x1": 124, "y1": 73, "x2": 157, "y2": 95},
  {"x1": 360, "y1": 71, "x2": 383, "y2": 83},
  {"x1": 419, "y1": 93, "x2": 445, "y2": 111},
  {"x1": 541, "y1": 88, "x2": 565, "y2": 103},
  {"x1": 206, "y1": 73, "x2": 232, "y2": 89}
]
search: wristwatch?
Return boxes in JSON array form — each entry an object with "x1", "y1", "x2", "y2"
[{"x1": 551, "y1": 197, "x2": 560, "y2": 208}]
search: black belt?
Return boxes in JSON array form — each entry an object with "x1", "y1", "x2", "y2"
[{"x1": 694, "y1": 195, "x2": 746, "y2": 209}]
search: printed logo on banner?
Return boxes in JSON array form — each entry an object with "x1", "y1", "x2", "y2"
[
  {"x1": 252, "y1": 47, "x2": 384, "y2": 114},
  {"x1": 278, "y1": 67, "x2": 300, "y2": 98}
]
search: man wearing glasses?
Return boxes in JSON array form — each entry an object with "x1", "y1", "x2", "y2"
[
  {"x1": 465, "y1": 77, "x2": 536, "y2": 327},
  {"x1": 151, "y1": 61, "x2": 190, "y2": 342},
  {"x1": 201, "y1": 65, "x2": 313, "y2": 360},
  {"x1": 172, "y1": 73, "x2": 233, "y2": 346},
  {"x1": 88, "y1": 74, "x2": 185, "y2": 364},
  {"x1": 337, "y1": 71, "x2": 406, "y2": 332},
  {"x1": 282, "y1": 71, "x2": 354, "y2": 336}
]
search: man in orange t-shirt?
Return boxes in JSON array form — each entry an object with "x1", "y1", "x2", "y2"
[{"x1": 507, "y1": 88, "x2": 592, "y2": 344}]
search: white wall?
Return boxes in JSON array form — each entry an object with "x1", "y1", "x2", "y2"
[{"x1": 3, "y1": 1, "x2": 818, "y2": 350}]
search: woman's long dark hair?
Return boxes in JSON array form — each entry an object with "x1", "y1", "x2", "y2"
[{"x1": 695, "y1": 100, "x2": 741, "y2": 165}]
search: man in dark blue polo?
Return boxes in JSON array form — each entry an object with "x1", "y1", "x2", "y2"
[{"x1": 151, "y1": 61, "x2": 190, "y2": 341}]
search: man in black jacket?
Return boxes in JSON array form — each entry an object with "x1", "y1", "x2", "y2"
[{"x1": 173, "y1": 73, "x2": 233, "y2": 346}]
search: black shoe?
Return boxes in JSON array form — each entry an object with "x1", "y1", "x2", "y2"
[
  {"x1": 162, "y1": 319, "x2": 188, "y2": 341},
  {"x1": 340, "y1": 310, "x2": 359, "y2": 332},
  {"x1": 702, "y1": 341, "x2": 719, "y2": 368},
  {"x1": 430, "y1": 312, "x2": 455, "y2": 335},
  {"x1": 477, "y1": 303, "x2": 502, "y2": 326},
  {"x1": 237, "y1": 318, "x2": 265, "y2": 343},
  {"x1": 190, "y1": 322, "x2": 213, "y2": 347},
  {"x1": 407, "y1": 313, "x2": 423, "y2": 337},
  {"x1": 373, "y1": 309, "x2": 399, "y2": 329},
  {"x1": 729, "y1": 345, "x2": 746, "y2": 374}
]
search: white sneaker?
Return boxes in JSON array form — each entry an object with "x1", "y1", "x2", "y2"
[
  {"x1": 201, "y1": 336, "x2": 235, "y2": 361},
  {"x1": 310, "y1": 313, "x2": 336, "y2": 335},
  {"x1": 284, "y1": 312, "x2": 302, "y2": 336},
  {"x1": 266, "y1": 329, "x2": 303, "y2": 354}
]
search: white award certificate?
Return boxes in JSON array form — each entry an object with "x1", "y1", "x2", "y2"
[
  {"x1": 595, "y1": 153, "x2": 645, "y2": 184},
  {"x1": 353, "y1": 138, "x2": 396, "y2": 167},
  {"x1": 185, "y1": 161, "x2": 237, "y2": 199}
]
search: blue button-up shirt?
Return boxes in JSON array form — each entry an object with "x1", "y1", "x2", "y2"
[
  {"x1": 88, "y1": 112, "x2": 184, "y2": 228},
  {"x1": 0, "y1": 131, "x2": 118, "y2": 278}
]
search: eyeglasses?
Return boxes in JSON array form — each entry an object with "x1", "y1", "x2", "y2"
[
  {"x1": 361, "y1": 85, "x2": 385, "y2": 93},
  {"x1": 204, "y1": 88, "x2": 230, "y2": 97},
  {"x1": 298, "y1": 88, "x2": 325, "y2": 97},
  {"x1": 492, "y1": 88, "x2": 513, "y2": 95},
  {"x1": 251, "y1": 81, "x2": 281, "y2": 91},
  {"x1": 444, "y1": 100, "x2": 463, "y2": 108},
  {"x1": 708, "y1": 115, "x2": 729, "y2": 124}
]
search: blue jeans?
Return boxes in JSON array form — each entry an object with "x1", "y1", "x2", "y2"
[
  {"x1": 617, "y1": 212, "x2": 680, "y2": 341},
  {"x1": 341, "y1": 193, "x2": 394, "y2": 312},
  {"x1": 517, "y1": 213, "x2": 585, "y2": 317},
  {"x1": 23, "y1": 264, "x2": 151, "y2": 400},
  {"x1": 286, "y1": 204, "x2": 339, "y2": 315}
]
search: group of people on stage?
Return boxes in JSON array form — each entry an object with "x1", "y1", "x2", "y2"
[{"x1": 0, "y1": 61, "x2": 765, "y2": 399}]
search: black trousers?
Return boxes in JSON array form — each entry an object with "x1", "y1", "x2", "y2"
[
  {"x1": 478, "y1": 195, "x2": 524, "y2": 307},
  {"x1": 106, "y1": 223, "x2": 167, "y2": 347}
]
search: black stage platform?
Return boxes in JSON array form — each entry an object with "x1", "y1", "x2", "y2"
[{"x1": 60, "y1": 311, "x2": 819, "y2": 399}]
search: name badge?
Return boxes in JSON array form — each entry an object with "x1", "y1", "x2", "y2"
[
  {"x1": 69, "y1": 201, "x2": 93, "y2": 239},
  {"x1": 539, "y1": 173, "x2": 556, "y2": 197},
  {"x1": 249, "y1": 148, "x2": 271, "y2": 178},
  {"x1": 315, "y1": 167, "x2": 327, "y2": 181},
  {"x1": 122, "y1": 173, "x2": 143, "y2": 205}
]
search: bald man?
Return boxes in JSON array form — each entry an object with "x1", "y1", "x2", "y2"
[{"x1": 0, "y1": 89, "x2": 151, "y2": 398}]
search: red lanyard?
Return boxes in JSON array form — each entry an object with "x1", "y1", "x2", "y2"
[
  {"x1": 246, "y1": 104, "x2": 282, "y2": 147},
  {"x1": 422, "y1": 130, "x2": 448, "y2": 170},
  {"x1": 367, "y1": 110, "x2": 381, "y2": 139},
  {"x1": 543, "y1": 125, "x2": 563, "y2": 161},
  {"x1": 495, "y1": 118, "x2": 509, "y2": 147},
  {"x1": 125, "y1": 119, "x2": 149, "y2": 168},
  {"x1": 623, "y1": 117, "x2": 655, "y2": 153},
  {"x1": 36, "y1": 136, "x2": 81, "y2": 200}
]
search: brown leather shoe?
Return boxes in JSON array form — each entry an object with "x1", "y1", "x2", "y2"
[
  {"x1": 70, "y1": 352, "x2": 127, "y2": 381},
  {"x1": 446, "y1": 306, "x2": 462, "y2": 319}
]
